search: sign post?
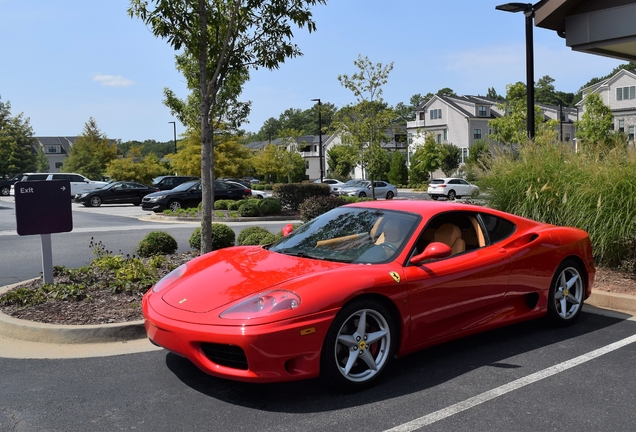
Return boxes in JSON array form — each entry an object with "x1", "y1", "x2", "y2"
[{"x1": 14, "y1": 180, "x2": 73, "y2": 284}]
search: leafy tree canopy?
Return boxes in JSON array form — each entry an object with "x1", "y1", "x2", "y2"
[
  {"x1": 63, "y1": 118, "x2": 117, "y2": 180},
  {"x1": 0, "y1": 98, "x2": 38, "y2": 176}
]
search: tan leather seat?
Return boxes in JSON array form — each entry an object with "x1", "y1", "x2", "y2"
[{"x1": 433, "y1": 223, "x2": 465, "y2": 255}]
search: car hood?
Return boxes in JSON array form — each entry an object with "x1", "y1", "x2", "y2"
[{"x1": 160, "y1": 246, "x2": 347, "y2": 313}]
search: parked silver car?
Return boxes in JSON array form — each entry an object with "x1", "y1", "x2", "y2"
[
  {"x1": 427, "y1": 178, "x2": 479, "y2": 200},
  {"x1": 338, "y1": 180, "x2": 397, "y2": 199}
]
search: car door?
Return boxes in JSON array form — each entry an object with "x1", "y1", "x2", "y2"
[
  {"x1": 183, "y1": 183, "x2": 203, "y2": 207},
  {"x1": 108, "y1": 183, "x2": 137, "y2": 204},
  {"x1": 403, "y1": 211, "x2": 512, "y2": 346},
  {"x1": 373, "y1": 181, "x2": 388, "y2": 196}
]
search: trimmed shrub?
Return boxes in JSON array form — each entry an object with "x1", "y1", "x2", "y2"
[
  {"x1": 227, "y1": 200, "x2": 242, "y2": 211},
  {"x1": 214, "y1": 199, "x2": 233, "y2": 210},
  {"x1": 299, "y1": 195, "x2": 347, "y2": 222},
  {"x1": 136, "y1": 231, "x2": 178, "y2": 257},
  {"x1": 274, "y1": 183, "x2": 331, "y2": 210},
  {"x1": 237, "y1": 226, "x2": 278, "y2": 245},
  {"x1": 258, "y1": 197, "x2": 282, "y2": 215},
  {"x1": 238, "y1": 200, "x2": 261, "y2": 217},
  {"x1": 189, "y1": 223, "x2": 236, "y2": 251}
]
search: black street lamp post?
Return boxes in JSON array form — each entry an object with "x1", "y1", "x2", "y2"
[
  {"x1": 496, "y1": 2, "x2": 535, "y2": 139},
  {"x1": 311, "y1": 98, "x2": 323, "y2": 182},
  {"x1": 168, "y1": 121, "x2": 177, "y2": 154}
]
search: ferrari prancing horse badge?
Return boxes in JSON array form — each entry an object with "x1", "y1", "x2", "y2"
[{"x1": 389, "y1": 271, "x2": 401, "y2": 283}]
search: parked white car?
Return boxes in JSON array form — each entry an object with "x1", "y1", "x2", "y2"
[
  {"x1": 11, "y1": 173, "x2": 109, "y2": 198},
  {"x1": 427, "y1": 178, "x2": 479, "y2": 200}
]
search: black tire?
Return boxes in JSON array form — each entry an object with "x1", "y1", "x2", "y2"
[
  {"x1": 386, "y1": 191, "x2": 394, "y2": 199},
  {"x1": 547, "y1": 259, "x2": 585, "y2": 326},
  {"x1": 168, "y1": 200, "x2": 182, "y2": 211},
  {"x1": 321, "y1": 299, "x2": 396, "y2": 391},
  {"x1": 447, "y1": 190, "x2": 456, "y2": 200},
  {"x1": 89, "y1": 196, "x2": 102, "y2": 207},
  {"x1": 0, "y1": 186, "x2": 9, "y2": 196},
  {"x1": 359, "y1": 192, "x2": 367, "y2": 198},
  {"x1": 431, "y1": 196, "x2": 439, "y2": 201}
]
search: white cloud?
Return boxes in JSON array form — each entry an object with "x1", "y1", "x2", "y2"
[{"x1": 93, "y1": 74, "x2": 134, "y2": 87}]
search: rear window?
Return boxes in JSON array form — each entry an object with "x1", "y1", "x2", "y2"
[{"x1": 430, "y1": 179, "x2": 444, "y2": 185}]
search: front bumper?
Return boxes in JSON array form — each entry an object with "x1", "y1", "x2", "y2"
[{"x1": 143, "y1": 294, "x2": 337, "y2": 383}]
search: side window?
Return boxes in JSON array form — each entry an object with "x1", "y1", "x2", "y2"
[
  {"x1": 479, "y1": 213, "x2": 516, "y2": 244},
  {"x1": 26, "y1": 174, "x2": 48, "y2": 181},
  {"x1": 71, "y1": 175, "x2": 86, "y2": 182},
  {"x1": 414, "y1": 211, "x2": 486, "y2": 257}
]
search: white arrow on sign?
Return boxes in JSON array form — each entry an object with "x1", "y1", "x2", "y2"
[{"x1": 61, "y1": 186, "x2": 66, "y2": 191}]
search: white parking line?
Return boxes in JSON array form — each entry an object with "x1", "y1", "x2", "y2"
[{"x1": 384, "y1": 334, "x2": 636, "y2": 431}]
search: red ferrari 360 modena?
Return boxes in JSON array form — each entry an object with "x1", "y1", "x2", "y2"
[{"x1": 143, "y1": 200, "x2": 595, "y2": 390}]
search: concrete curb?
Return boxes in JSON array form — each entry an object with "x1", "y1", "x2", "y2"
[
  {"x1": 585, "y1": 290, "x2": 636, "y2": 315},
  {"x1": 0, "y1": 281, "x2": 146, "y2": 344}
]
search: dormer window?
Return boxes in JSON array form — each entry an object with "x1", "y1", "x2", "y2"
[{"x1": 478, "y1": 106, "x2": 487, "y2": 117}]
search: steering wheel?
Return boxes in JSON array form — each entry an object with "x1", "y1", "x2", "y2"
[{"x1": 377, "y1": 242, "x2": 397, "y2": 253}]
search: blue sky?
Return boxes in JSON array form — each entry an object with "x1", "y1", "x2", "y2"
[{"x1": 0, "y1": 0, "x2": 624, "y2": 143}]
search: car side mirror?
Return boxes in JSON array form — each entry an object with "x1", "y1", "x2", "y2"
[
  {"x1": 410, "y1": 242, "x2": 452, "y2": 264},
  {"x1": 282, "y1": 224, "x2": 294, "y2": 236}
]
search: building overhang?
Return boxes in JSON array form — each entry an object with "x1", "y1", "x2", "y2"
[{"x1": 534, "y1": 0, "x2": 636, "y2": 61}]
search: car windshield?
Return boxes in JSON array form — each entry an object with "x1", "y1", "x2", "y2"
[
  {"x1": 343, "y1": 180, "x2": 361, "y2": 187},
  {"x1": 171, "y1": 181, "x2": 199, "y2": 192},
  {"x1": 268, "y1": 207, "x2": 420, "y2": 264}
]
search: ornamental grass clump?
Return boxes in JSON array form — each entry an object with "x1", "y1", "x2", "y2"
[{"x1": 479, "y1": 139, "x2": 636, "y2": 267}]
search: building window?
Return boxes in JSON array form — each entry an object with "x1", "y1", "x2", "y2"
[
  {"x1": 419, "y1": 112, "x2": 425, "y2": 121},
  {"x1": 461, "y1": 148, "x2": 468, "y2": 164},
  {"x1": 478, "y1": 106, "x2": 487, "y2": 117},
  {"x1": 55, "y1": 162, "x2": 63, "y2": 169},
  {"x1": 47, "y1": 146, "x2": 57, "y2": 153},
  {"x1": 473, "y1": 129, "x2": 482, "y2": 140},
  {"x1": 443, "y1": 129, "x2": 447, "y2": 140},
  {"x1": 429, "y1": 108, "x2": 442, "y2": 120},
  {"x1": 629, "y1": 126, "x2": 634, "y2": 140},
  {"x1": 616, "y1": 86, "x2": 636, "y2": 100},
  {"x1": 408, "y1": 133, "x2": 413, "y2": 145},
  {"x1": 619, "y1": 119, "x2": 625, "y2": 132},
  {"x1": 565, "y1": 133, "x2": 571, "y2": 142},
  {"x1": 436, "y1": 134, "x2": 441, "y2": 144}
]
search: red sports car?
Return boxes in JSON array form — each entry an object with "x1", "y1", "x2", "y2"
[{"x1": 143, "y1": 200, "x2": 595, "y2": 390}]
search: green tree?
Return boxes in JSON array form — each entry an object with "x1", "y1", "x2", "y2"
[
  {"x1": 0, "y1": 98, "x2": 38, "y2": 176},
  {"x1": 387, "y1": 150, "x2": 408, "y2": 185},
  {"x1": 252, "y1": 143, "x2": 286, "y2": 183},
  {"x1": 129, "y1": 0, "x2": 323, "y2": 254},
  {"x1": 36, "y1": 147, "x2": 50, "y2": 172},
  {"x1": 214, "y1": 135, "x2": 253, "y2": 178},
  {"x1": 326, "y1": 144, "x2": 357, "y2": 178},
  {"x1": 467, "y1": 139, "x2": 489, "y2": 165},
  {"x1": 278, "y1": 128, "x2": 305, "y2": 183},
  {"x1": 410, "y1": 133, "x2": 444, "y2": 182},
  {"x1": 575, "y1": 93, "x2": 614, "y2": 151},
  {"x1": 486, "y1": 87, "x2": 504, "y2": 101},
  {"x1": 488, "y1": 82, "x2": 556, "y2": 145},
  {"x1": 440, "y1": 143, "x2": 461, "y2": 177},
  {"x1": 105, "y1": 154, "x2": 166, "y2": 184},
  {"x1": 63, "y1": 118, "x2": 117, "y2": 179},
  {"x1": 335, "y1": 55, "x2": 395, "y2": 198}
]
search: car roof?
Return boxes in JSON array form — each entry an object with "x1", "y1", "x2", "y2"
[{"x1": 345, "y1": 199, "x2": 537, "y2": 225}]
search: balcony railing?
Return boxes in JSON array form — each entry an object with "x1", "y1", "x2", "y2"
[{"x1": 406, "y1": 120, "x2": 426, "y2": 129}]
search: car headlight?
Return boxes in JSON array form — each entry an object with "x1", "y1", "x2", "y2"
[
  {"x1": 151, "y1": 264, "x2": 187, "y2": 293},
  {"x1": 149, "y1": 195, "x2": 167, "y2": 201},
  {"x1": 220, "y1": 290, "x2": 301, "y2": 320}
]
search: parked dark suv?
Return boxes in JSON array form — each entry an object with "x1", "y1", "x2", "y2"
[
  {"x1": 151, "y1": 175, "x2": 199, "y2": 191},
  {"x1": 0, "y1": 173, "x2": 24, "y2": 196}
]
